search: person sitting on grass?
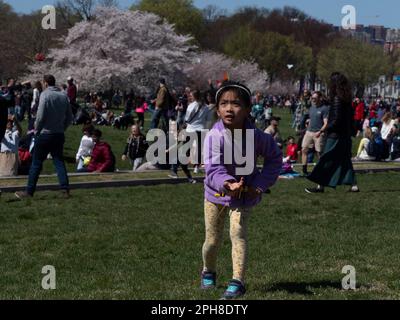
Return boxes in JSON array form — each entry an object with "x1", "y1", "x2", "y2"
[
  {"x1": 122, "y1": 125, "x2": 148, "y2": 172},
  {"x1": 201, "y1": 81, "x2": 282, "y2": 300},
  {"x1": 0, "y1": 116, "x2": 22, "y2": 177},
  {"x1": 284, "y1": 136, "x2": 298, "y2": 163},
  {"x1": 76, "y1": 124, "x2": 95, "y2": 171},
  {"x1": 78, "y1": 129, "x2": 115, "y2": 173},
  {"x1": 353, "y1": 127, "x2": 375, "y2": 161}
]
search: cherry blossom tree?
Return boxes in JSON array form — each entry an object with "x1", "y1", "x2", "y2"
[
  {"x1": 266, "y1": 80, "x2": 298, "y2": 95},
  {"x1": 183, "y1": 51, "x2": 269, "y2": 93},
  {"x1": 27, "y1": 7, "x2": 195, "y2": 94}
]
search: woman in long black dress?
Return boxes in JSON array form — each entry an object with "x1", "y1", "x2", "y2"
[{"x1": 305, "y1": 72, "x2": 360, "y2": 193}]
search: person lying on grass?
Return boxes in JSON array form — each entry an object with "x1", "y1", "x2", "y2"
[{"x1": 201, "y1": 81, "x2": 282, "y2": 300}]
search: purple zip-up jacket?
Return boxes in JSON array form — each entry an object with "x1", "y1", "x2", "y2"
[{"x1": 204, "y1": 119, "x2": 282, "y2": 208}]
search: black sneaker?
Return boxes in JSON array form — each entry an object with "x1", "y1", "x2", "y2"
[
  {"x1": 305, "y1": 187, "x2": 324, "y2": 194},
  {"x1": 15, "y1": 191, "x2": 33, "y2": 200},
  {"x1": 60, "y1": 190, "x2": 71, "y2": 199}
]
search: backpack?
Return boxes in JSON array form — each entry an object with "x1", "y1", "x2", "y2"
[
  {"x1": 18, "y1": 148, "x2": 32, "y2": 163},
  {"x1": 366, "y1": 135, "x2": 384, "y2": 160}
]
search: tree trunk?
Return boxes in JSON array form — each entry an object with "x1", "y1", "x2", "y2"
[
  {"x1": 310, "y1": 71, "x2": 316, "y2": 91},
  {"x1": 299, "y1": 76, "x2": 305, "y2": 96},
  {"x1": 355, "y1": 83, "x2": 365, "y2": 98}
]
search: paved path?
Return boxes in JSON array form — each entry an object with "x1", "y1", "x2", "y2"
[{"x1": 1, "y1": 165, "x2": 399, "y2": 193}]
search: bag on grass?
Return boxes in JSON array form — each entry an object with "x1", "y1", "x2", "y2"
[{"x1": 367, "y1": 135, "x2": 384, "y2": 160}]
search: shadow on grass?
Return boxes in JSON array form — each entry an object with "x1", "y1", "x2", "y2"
[
  {"x1": 368, "y1": 189, "x2": 400, "y2": 193},
  {"x1": 262, "y1": 281, "x2": 343, "y2": 295},
  {"x1": 4, "y1": 194, "x2": 63, "y2": 204}
]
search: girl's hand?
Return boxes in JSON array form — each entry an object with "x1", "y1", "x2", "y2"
[
  {"x1": 122, "y1": 155, "x2": 127, "y2": 161},
  {"x1": 224, "y1": 178, "x2": 245, "y2": 199}
]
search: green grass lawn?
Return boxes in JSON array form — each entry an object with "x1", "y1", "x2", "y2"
[{"x1": 1, "y1": 172, "x2": 400, "y2": 300}]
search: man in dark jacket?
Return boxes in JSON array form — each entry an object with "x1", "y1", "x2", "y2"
[
  {"x1": 0, "y1": 82, "x2": 14, "y2": 196},
  {"x1": 0, "y1": 94, "x2": 9, "y2": 142},
  {"x1": 0, "y1": 80, "x2": 16, "y2": 140}
]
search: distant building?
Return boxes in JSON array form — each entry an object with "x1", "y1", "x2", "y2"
[
  {"x1": 338, "y1": 24, "x2": 393, "y2": 46},
  {"x1": 386, "y1": 29, "x2": 400, "y2": 42},
  {"x1": 384, "y1": 29, "x2": 400, "y2": 53},
  {"x1": 365, "y1": 25, "x2": 387, "y2": 42}
]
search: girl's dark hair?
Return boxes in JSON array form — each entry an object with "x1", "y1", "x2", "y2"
[
  {"x1": 93, "y1": 129, "x2": 102, "y2": 138},
  {"x1": 329, "y1": 72, "x2": 352, "y2": 105},
  {"x1": 216, "y1": 81, "x2": 252, "y2": 108},
  {"x1": 83, "y1": 124, "x2": 95, "y2": 135}
]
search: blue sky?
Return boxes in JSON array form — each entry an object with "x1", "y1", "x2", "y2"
[{"x1": 5, "y1": 0, "x2": 400, "y2": 28}]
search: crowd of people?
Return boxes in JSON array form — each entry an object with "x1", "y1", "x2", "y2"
[
  {"x1": 1, "y1": 74, "x2": 400, "y2": 183},
  {"x1": 250, "y1": 89, "x2": 400, "y2": 165}
]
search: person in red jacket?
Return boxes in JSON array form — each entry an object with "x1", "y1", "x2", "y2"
[
  {"x1": 285, "y1": 136, "x2": 299, "y2": 163},
  {"x1": 369, "y1": 102, "x2": 378, "y2": 121},
  {"x1": 352, "y1": 97, "x2": 365, "y2": 137},
  {"x1": 79, "y1": 129, "x2": 115, "y2": 173}
]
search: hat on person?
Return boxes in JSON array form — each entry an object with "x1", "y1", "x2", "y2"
[
  {"x1": 159, "y1": 78, "x2": 166, "y2": 85},
  {"x1": 67, "y1": 76, "x2": 73, "y2": 81},
  {"x1": 371, "y1": 127, "x2": 379, "y2": 133}
]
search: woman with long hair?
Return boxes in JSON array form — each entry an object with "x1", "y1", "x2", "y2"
[
  {"x1": 305, "y1": 72, "x2": 359, "y2": 193},
  {"x1": 381, "y1": 112, "x2": 395, "y2": 159}
]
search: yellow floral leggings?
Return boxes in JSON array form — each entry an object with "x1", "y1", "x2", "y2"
[{"x1": 202, "y1": 199, "x2": 251, "y2": 283}]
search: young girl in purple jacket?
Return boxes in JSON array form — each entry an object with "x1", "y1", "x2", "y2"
[{"x1": 201, "y1": 81, "x2": 282, "y2": 299}]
